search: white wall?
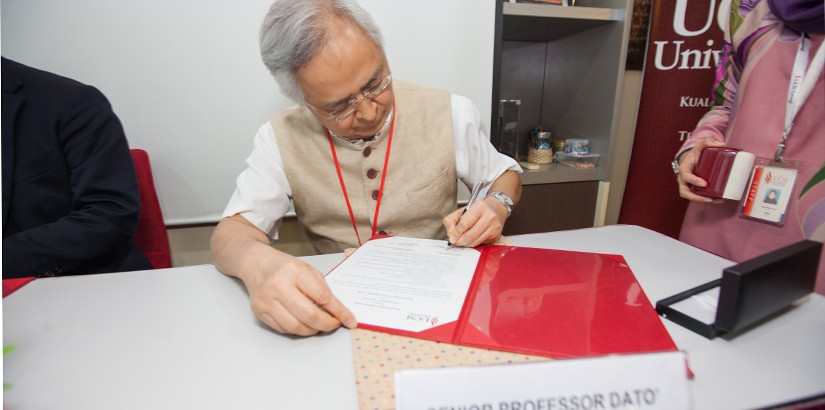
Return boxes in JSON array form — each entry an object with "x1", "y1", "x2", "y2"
[{"x1": 1, "y1": 0, "x2": 495, "y2": 225}]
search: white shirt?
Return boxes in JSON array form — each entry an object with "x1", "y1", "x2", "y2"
[{"x1": 223, "y1": 94, "x2": 522, "y2": 240}]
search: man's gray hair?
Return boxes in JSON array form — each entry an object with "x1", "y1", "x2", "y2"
[{"x1": 260, "y1": 0, "x2": 385, "y2": 104}]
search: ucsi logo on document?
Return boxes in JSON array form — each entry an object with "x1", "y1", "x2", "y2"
[{"x1": 407, "y1": 313, "x2": 439, "y2": 326}]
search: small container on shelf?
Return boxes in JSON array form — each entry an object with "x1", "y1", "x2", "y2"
[
  {"x1": 557, "y1": 152, "x2": 600, "y2": 168},
  {"x1": 551, "y1": 139, "x2": 565, "y2": 154},
  {"x1": 551, "y1": 139, "x2": 565, "y2": 162},
  {"x1": 527, "y1": 131, "x2": 553, "y2": 164},
  {"x1": 530, "y1": 131, "x2": 552, "y2": 149},
  {"x1": 564, "y1": 138, "x2": 590, "y2": 155}
]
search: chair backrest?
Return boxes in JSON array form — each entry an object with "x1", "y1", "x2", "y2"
[{"x1": 131, "y1": 149, "x2": 172, "y2": 269}]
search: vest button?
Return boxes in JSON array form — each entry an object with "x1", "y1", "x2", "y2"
[
  {"x1": 371, "y1": 190, "x2": 379, "y2": 200},
  {"x1": 363, "y1": 147, "x2": 372, "y2": 157},
  {"x1": 367, "y1": 168, "x2": 378, "y2": 179}
]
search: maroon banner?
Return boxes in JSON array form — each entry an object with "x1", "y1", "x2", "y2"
[{"x1": 618, "y1": 0, "x2": 725, "y2": 238}]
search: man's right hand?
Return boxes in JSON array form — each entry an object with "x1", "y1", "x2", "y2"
[{"x1": 211, "y1": 215, "x2": 357, "y2": 336}]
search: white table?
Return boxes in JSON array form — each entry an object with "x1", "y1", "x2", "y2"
[{"x1": 4, "y1": 225, "x2": 824, "y2": 409}]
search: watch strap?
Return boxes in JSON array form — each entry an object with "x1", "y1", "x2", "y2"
[{"x1": 487, "y1": 191, "x2": 513, "y2": 215}]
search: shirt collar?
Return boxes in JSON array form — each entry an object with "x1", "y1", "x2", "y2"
[{"x1": 330, "y1": 108, "x2": 394, "y2": 144}]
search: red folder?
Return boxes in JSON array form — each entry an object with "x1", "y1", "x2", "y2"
[{"x1": 353, "y1": 242, "x2": 678, "y2": 359}]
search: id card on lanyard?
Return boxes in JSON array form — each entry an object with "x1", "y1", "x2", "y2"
[
  {"x1": 740, "y1": 158, "x2": 800, "y2": 225},
  {"x1": 739, "y1": 33, "x2": 823, "y2": 226}
]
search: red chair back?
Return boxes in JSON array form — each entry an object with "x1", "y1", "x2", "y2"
[
  {"x1": 2, "y1": 149, "x2": 170, "y2": 298},
  {"x1": 131, "y1": 149, "x2": 172, "y2": 269}
]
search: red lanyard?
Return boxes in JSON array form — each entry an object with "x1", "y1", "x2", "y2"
[{"x1": 326, "y1": 112, "x2": 395, "y2": 246}]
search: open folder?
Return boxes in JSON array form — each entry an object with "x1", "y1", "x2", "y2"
[{"x1": 326, "y1": 236, "x2": 677, "y2": 359}]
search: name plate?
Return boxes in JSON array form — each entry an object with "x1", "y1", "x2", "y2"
[{"x1": 395, "y1": 351, "x2": 690, "y2": 410}]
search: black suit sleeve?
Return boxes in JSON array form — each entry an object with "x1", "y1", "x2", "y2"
[{"x1": 2, "y1": 85, "x2": 144, "y2": 277}]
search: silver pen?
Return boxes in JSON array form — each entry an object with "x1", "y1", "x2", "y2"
[{"x1": 447, "y1": 182, "x2": 484, "y2": 248}]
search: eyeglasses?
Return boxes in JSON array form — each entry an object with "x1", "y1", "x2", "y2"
[{"x1": 307, "y1": 73, "x2": 392, "y2": 122}]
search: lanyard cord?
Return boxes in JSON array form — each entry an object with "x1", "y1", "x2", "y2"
[
  {"x1": 776, "y1": 34, "x2": 825, "y2": 162},
  {"x1": 327, "y1": 108, "x2": 396, "y2": 246}
]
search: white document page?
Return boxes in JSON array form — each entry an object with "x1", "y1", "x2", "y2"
[{"x1": 326, "y1": 236, "x2": 481, "y2": 332}]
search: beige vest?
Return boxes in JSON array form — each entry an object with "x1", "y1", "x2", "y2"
[{"x1": 272, "y1": 81, "x2": 457, "y2": 254}]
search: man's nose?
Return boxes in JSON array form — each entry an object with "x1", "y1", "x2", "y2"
[{"x1": 353, "y1": 97, "x2": 378, "y2": 122}]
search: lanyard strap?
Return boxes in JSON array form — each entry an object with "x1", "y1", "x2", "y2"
[
  {"x1": 327, "y1": 109, "x2": 396, "y2": 246},
  {"x1": 776, "y1": 34, "x2": 825, "y2": 162}
]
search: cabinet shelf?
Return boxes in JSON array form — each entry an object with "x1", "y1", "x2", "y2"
[
  {"x1": 503, "y1": 3, "x2": 623, "y2": 42},
  {"x1": 492, "y1": 0, "x2": 630, "y2": 233},
  {"x1": 503, "y1": 2, "x2": 622, "y2": 21},
  {"x1": 520, "y1": 164, "x2": 600, "y2": 185}
]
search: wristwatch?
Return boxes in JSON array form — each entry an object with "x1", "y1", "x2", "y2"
[
  {"x1": 671, "y1": 159, "x2": 680, "y2": 177},
  {"x1": 487, "y1": 191, "x2": 514, "y2": 216},
  {"x1": 672, "y1": 148, "x2": 690, "y2": 178}
]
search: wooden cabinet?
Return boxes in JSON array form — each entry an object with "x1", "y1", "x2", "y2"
[
  {"x1": 503, "y1": 181, "x2": 599, "y2": 235},
  {"x1": 492, "y1": 0, "x2": 632, "y2": 233}
]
